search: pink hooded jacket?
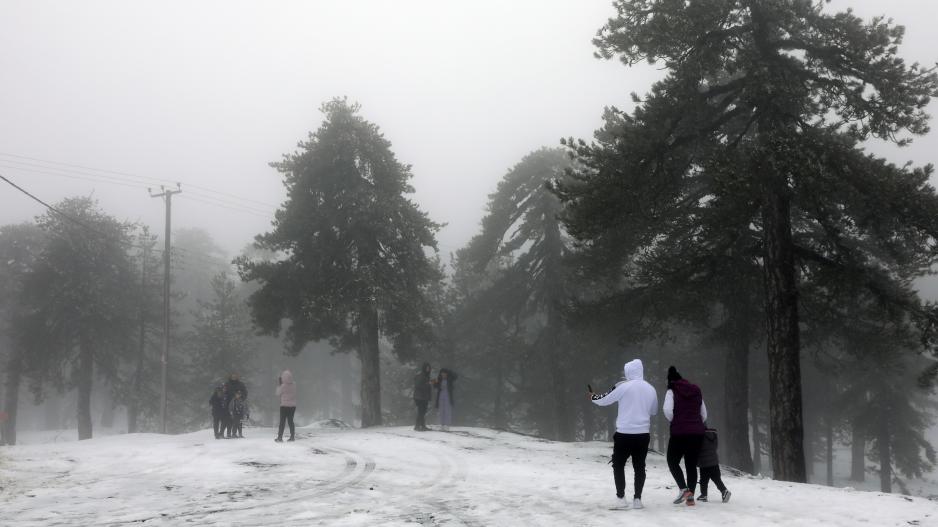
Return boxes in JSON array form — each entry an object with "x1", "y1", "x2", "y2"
[{"x1": 276, "y1": 370, "x2": 297, "y2": 407}]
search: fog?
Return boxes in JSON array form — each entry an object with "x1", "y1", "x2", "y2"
[
  {"x1": 3, "y1": 0, "x2": 938, "y2": 508},
  {"x1": 0, "y1": 0, "x2": 648, "y2": 257},
  {"x1": 2, "y1": 1, "x2": 937, "y2": 263}
]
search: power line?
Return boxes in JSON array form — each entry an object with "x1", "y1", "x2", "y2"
[
  {"x1": 0, "y1": 163, "x2": 151, "y2": 190},
  {"x1": 0, "y1": 152, "x2": 280, "y2": 209},
  {"x1": 0, "y1": 151, "x2": 175, "y2": 187}
]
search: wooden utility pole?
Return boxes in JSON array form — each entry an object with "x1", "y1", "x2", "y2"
[{"x1": 150, "y1": 184, "x2": 181, "y2": 434}]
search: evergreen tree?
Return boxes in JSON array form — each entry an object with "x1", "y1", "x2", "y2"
[
  {"x1": 559, "y1": 0, "x2": 938, "y2": 481},
  {"x1": 187, "y1": 271, "x2": 256, "y2": 389},
  {"x1": 123, "y1": 227, "x2": 162, "y2": 434},
  {"x1": 0, "y1": 222, "x2": 46, "y2": 445},
  {"x1": 458, "y1": 148, "x2": 577, "y2": 440},
  {"x1": 238, "y1": 98, "x2": 442, "y2": 427},
  {"x1": 17, "y1": 198, "x2": 138, "y2": 440}
]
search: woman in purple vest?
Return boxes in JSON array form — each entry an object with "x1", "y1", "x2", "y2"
[{"x1": 663, "y1": 366, "x2": 707, "y2": 506}]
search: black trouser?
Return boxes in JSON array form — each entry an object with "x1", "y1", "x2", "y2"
[
  {"x1": 212, "y1": 415, "x2": 224, "y2": 437},
  {"x1": 667, "y1": 434, "x2": 704, "y2": 493},
  {"x1": 278, "y1": 406, "x2": 296, "y2": 439},
  {"x1": 699, "y1": 465, "x2": 726, "y2": 496},
  {"x1": 415, "y1": 399, "x2": 428, "y2": 429},
  {"x1": 612, "y1": 432, "x2": 650, "y2": 499},
  {"x1": 231, "y1": 419, "x2": 243, "y2": 437}
]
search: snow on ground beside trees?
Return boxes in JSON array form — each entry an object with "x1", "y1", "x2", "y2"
[{"x1": 2, "y1": 424, "x2": 936, "y2": 526}]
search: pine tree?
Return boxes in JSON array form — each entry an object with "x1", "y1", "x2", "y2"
[
  {"x1": 238, "y1": 98, "x2": 442, "y2": 427},
  {"x1": 187, "y1": 272, "x2": 256, "y2": 389},
  {"x1": 16, "y1": 198, "x2": 138, "y2": 440},
  {"x1": 458, "y1": 148, "x2": 577, "y2": 440},
  {"x1": 559, "y1": 0, "x2": 938, "y2": 481},
  {"x1": 0, "y1": 222, "x2": 46, "y2": 445}
]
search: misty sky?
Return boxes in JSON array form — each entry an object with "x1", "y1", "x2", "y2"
[{"x1": 2, "y1": 1, "x2": 937, "y2": 280}]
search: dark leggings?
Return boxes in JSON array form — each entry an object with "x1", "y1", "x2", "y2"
[
  {"x1": 699, "y1": 465, "x2": 726, "y2": 496},
  {"x1": 415, "y1": 400, "x2": 428, "y2": 428},
  {"x1": 612, "y1": 432, "x2": 650, "y2": 499},
  {"x1": 278, "y1": 406, "x2": 296, "y2": 439},
  {"x1": 212, "y1": 415, "x2": 224, "y2": 437},
  {"x1": 667, "y1": 434, "x2": 704, "y2": 492}
]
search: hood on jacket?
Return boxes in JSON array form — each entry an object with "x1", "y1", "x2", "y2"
[
  {"x1": 671, "y1": 378, "x2": 700, "y2": 398},
  {"x1": 623, "y1": 359, "x2": 644, "y2": 381},
  {"x1": 281, "y1": 370, "x2": 294, "y2": 384}
]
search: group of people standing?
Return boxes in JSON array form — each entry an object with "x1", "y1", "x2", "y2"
[
  {"x1": 209, "y1": 372, "x2": 249, "y2": 439},
  {"x1": 207, "y1": 369, "x2": 297, "y2": 443},
  {"x1": 413, "y1": 363, "x2": 458, "y2": 431},
  {"x1": 590, "y1": 360, "x2": 731, "y2": 510}
]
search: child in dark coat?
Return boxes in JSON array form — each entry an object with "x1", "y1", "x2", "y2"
[
  {"x1": 697, "y1": 428, "x2": 731, "y2": 503},
  {"x1": 228, "y1": 390, "x2": 247, "y2": 438}
]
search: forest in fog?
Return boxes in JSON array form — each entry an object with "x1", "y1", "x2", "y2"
[{"x1": 3, "y1": 0, "x2": 938, "y2": 499}]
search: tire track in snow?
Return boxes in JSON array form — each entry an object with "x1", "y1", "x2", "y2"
[
  {"x1": 380, "y1": 429, "x2": 588, "y2": 527},
  {"x1": 52, "y1": 441, "x2": 374, "y2": 526},
  {"x1": 168, "y1": 444, "x2": 376, "y2": 524}
]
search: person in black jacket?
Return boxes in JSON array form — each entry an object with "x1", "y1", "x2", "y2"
[
  {"x1": 224, "y1": 373, "x2": 248, "y2": 437},
  {"x1": 413, "y1": 362, "x2": 432, "y2": 431},
  {"x1": 209, "y1": 385, "x2": 227, "y2": 439},
  {"x1": 697, "y1": 428, "x2": 731, "y2": 503}
]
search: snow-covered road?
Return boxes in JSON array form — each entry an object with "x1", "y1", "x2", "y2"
[{"x1": 1, "y1": 424, "x2": 936, "y2": 526}]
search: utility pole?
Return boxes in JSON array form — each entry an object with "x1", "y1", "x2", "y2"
[{"x1": 150, "y1": 184, "x2": 181, "y2": 434}]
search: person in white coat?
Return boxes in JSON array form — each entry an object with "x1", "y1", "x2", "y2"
[
  {"x1": 589, "y1": 358, "x2": 659, "y2": 510},
  {"x1": 275, "y1": 370, "x2": 297, "y2": 442}
]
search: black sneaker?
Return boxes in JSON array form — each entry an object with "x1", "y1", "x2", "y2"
[
  {"x1": 722, "y1": 490, "x2": 732, "y2": 503},
  {"x1": 698, "y1": 495, "x2": 708, "y2": 502},
  {"x1": 275, "y1": 437, "x2": 283, "y2": 443},
  {"x1": 287, "y1": 437, "x2": 295, "y2": 442}
]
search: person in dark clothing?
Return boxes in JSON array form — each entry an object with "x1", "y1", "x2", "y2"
[
  {"x1": 228, "y1": 390, "x2": 247, "y2": 438},
  {"x1": 209, "y1": 385, "x2": 227, "y2": 439},
  {"x1": 697, "y1": 428, "x2": 731, "y2": 503},
  {"x1": 435, "y1": 368, "x2": 458, "y2": 431},
  {"x1": 224, "y1": 372, "x2": 248, "y2": 437},
  {"x1": 413, "y1": 362, "x2": 432, "y2": 431},
  {"x1": 663, "y1": 366, "x2": 708, "y2": 506}
]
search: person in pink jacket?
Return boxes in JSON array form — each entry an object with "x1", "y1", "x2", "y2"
[{"x1": 275, "y1": 370, "x2": 297, "y2": 442}]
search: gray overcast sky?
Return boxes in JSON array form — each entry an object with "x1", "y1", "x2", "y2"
[{"x1": 2, "y1": 1, "x2": 937, "y2": 266}]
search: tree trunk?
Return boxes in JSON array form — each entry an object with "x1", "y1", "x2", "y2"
[
  {"x1": 723, "y1": 299, "x2": 754, "y2": 473},
  {"x1": 850, "y1": 420, "x2": 866, "y2": 482},
  {"x1": 878, "y1": 418, "x2": 892, "y2": 493},
  {"x1": 548, "y1": 354, "x2": 574, "y2": 441},
  {"x1": 760, "y1": 164, "x2": 807, "y2": 483},
  {"x1": 100, "y1": 398, "x2": 116, "y2": 429},
  {"x1": 826, "y1": 416, "x2": 834, "y2": 486},
  {"x1": 358, "y1": 299, "x2": 381, "y2": 428},
  {"x1": 77, "y1": 340, "x2": 94, "y2": 440},
  {"x1": 752, "y1": 413, "x2": 762, "y2": 474},
  {"x1": 493, "y1": 350, "x2": 507, "y2": 430},
  {"x1": 126, "y1": 341, "x2": 144, "y2": 433},
  {"x1": 1, "y1": 351, "x2": 23, "y2": 445},
  {"x1": 582, "y1": 395, "x2": 595, "y2": 441}
]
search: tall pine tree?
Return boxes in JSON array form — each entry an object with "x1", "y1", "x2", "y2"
[
  {"x1": 238, "y1": 99, "x2": 441, "y2": 427},
  {"x1": 559, "y1": 0, "x2": 938, "y2": 481}
]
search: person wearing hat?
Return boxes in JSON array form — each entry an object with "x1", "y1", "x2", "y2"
[{"x1": 663, "y1": 365, "x2": 707, "y2": 506}]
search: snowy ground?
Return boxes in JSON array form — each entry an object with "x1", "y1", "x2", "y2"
[{"x1": 2, "y1": 424, "x2": 937, "y2": 526}]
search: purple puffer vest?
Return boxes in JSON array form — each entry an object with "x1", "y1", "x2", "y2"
[{"x1": 670, "y1": 379, "x2": 705, "y2": 435}]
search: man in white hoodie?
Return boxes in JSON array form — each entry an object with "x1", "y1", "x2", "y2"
[{"x1": 589, "y1": 359, "x2": 659, "y2": 510}]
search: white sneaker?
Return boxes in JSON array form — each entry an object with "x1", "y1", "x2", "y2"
[
  {"x1": 610, "y1": 497, "x2": 629, "y2": 509},
  {"x1": 632, "y1": 498, "x2": 644, "y2": 509}
]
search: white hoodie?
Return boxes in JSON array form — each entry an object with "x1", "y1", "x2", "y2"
[{"x1": 590, "y1": 359, "x2": 659, "y2": 434}]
